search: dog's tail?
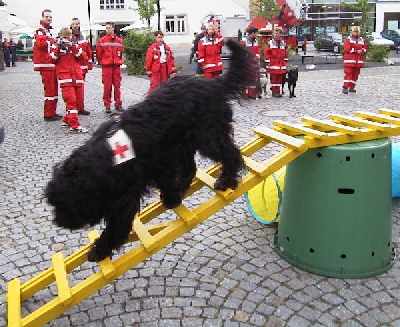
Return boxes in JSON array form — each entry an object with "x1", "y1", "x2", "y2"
[{"x1": 221, "y1": 39, "x2": 258, "y2": 99}]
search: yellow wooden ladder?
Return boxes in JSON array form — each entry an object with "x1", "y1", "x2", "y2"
[{"x1": 7, "y1": 108, "x2": 400, "y2": 327}]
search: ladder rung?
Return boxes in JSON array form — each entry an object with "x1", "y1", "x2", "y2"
[
  {"x1": 173, "y1": 205, "x2": 197, "y2": 224},
  {"x1": 133, "y1": 218, "x2": 156, "y2": 251},
  {"x1": 196, "y1": 169, "x2": 217, "y2": 188},
  {"x1": 52, "y1": 253, "x2": 72, "y2": 306},
  {"x1": 355, "y1": 111, "x2": 400, "y2": 125},
  {"x1": 254, "y1": 126, "x2": 306, "y2": 150},
  {"x1": 8, "y1": 278, "x2": 21, "y2": 327},
  {"x1": 242, "y1": 155, "x2": 265, "y2": 174},
  {"x1": 273, "y1": 120, "x2": 327, "y2": 138},
  {"x1": 330, "y1": 114, "x2": 392, "y2": 131},
  {"x1": 378, "y1": 108, "x2": 400, "y2": 118},
  {"x1": 302, "y1": 116, "x2": 362, "y2": 134},
  {"x1": 196, "y1": 169, "x2": 233, "y2": 199},
  {"x1": 88, "y1": 231, "x2": 116, "y2": 280}
]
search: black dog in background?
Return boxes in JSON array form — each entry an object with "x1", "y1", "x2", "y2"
[
  {"x1": 46, "y1": 40, "x2": 256, "y2": 262},
  {"x1": 282, "y1": 67, "x2": 299, "y2": 98}
]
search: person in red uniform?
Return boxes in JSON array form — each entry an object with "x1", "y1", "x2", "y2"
[
  {"x1": 145, "y1": 31, "x2": 176, "y2": 94},
  {"x1": 71, "y1": 17, "x2": 92, "y2": 115},
  {"x1": 96, "y1": 22, "x2": 124, "y2": 113},
  {"x1": 50, "y1": 27, "x2": 88, "y2": 133},
  {"x1": 242, "y1": 26, "x2": 260, "y2": 99},
  {"x1": 197, "y1": 23, "x2": 224, "y2": 79},
  {"x1": 33, "y1": 9, "x2": 61, "y2": 121},
  {"x1": 264, "y1": 26, "x2": 288, "y2": 97},
  {"x1": 342, "y1": 26, "x2": 367, "y2": 94}
]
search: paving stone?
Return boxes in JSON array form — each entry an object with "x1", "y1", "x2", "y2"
[{"x1": 2, "y1": 63, "x2": 400, "y2": 327}]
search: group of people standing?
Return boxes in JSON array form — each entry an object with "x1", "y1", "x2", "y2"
[
  {"x1": 2, "y1": 38, "x2": 17, "y2": 67},
  {"x1": 33, "y1": 9, "x2": 123, "y2": 133},
  {"x1": 242, "y1": 24, "x2": 368, "y2": 98}
]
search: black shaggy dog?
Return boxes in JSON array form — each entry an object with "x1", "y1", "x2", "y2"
[
  {"x1": 46, "y1": 40, "x2": 256, "y2": 262},
  {"x1": 282, "y1": 66, "x2": 299, "y2": 98}
]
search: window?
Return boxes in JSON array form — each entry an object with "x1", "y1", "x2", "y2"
[
  {"x1": 100, "y1": 0, "x2": 124, "y2": 10},
  {"x1": 165, "y1": 14, "x2": 187, "y2": 34}
]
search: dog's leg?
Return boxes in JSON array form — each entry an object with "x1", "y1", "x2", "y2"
[
  {"x1": 199, "y1": 131, "x2": 243, "y2": 191},
  {"x1": 88, "y1": 195, "x2": 140, "y2": 262},
  {"x1": 159, "y1": 157, "x2": 196, "y2": 209}
]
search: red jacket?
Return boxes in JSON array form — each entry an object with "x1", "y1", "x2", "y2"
[
  {"x1": 96, "y1": 34, "x2": 124, "y2": 66},
  {"x1": 264, "y1": 39, "x2": 288, "y2": 75},
  {"x1": 145, "y1": 41, "x2": 176, "y2": 75},
  {"x1": 343, "y1": 36, "x2": 367, "y2": 68},
  {"x1": 50, "y1": 40, "x2": 85, "y2": 87},
  {"x1": 241, "y1": 37, "x2": 260, "y2": 60},
  {"x1": 72, "y1": 34, "x2": 93, "y2": 72},
  {"x1": 197, "y1": 33, "x2": 224, "y2": 73},
  {"x1": 33, "y1": 21, "x2": 56, "y2": 71}
]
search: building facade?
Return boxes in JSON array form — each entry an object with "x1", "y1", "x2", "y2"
[
  {"x1": 375, "y1": 0, "x2": 400, "y2": 32},
  {"x1": 91, "y1": 0, "x2": 249, "y2": 44}
]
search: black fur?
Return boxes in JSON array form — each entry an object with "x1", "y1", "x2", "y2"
[
  {"x1": 282, "y1": 67, "x2": 298, "y2": 98},
  {"x1": 46, "y1": 40, "x2": 256, "y2": 262}
]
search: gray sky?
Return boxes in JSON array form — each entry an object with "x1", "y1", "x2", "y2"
[{"x1": 6, "y1": 0, "x2": 90, "y2": 29}]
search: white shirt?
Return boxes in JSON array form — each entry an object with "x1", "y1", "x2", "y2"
[{"x1": 159, "y1": 43, "x2": 167, "y2": 63}]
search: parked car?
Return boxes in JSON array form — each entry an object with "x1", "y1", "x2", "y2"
[
  {"x1": 381, "y1": 29, "x2": 400, "y2": 47},
  {"x1": 314, "y1": 33, "x2": 342, "y2": 53},
  {"x1": 371, "y1": 32, "x2": 395, "y2": 48}
]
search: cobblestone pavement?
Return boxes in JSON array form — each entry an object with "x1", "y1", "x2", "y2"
[{"x1": 0, "y1": 63, "x2": 400, "y2": 327}]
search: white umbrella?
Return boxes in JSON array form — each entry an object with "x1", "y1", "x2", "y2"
[
  {"x1": 81, "y1": 24, "x2": 106, "y2": 31},
  {"x1": 0, "y1": 10, "x2": 29, "y2": 32},
  {"x1": 120, "y1": 21, "x2": 147, "y2": 31},
  {"x1": 9, "y1": 25, "x2": 35, "y2": 36}
]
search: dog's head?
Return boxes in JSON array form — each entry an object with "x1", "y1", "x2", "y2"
[{"x1": 46, "y1": 150, "x2": 106, "y2": 230}]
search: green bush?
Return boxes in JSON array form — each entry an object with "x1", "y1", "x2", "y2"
[
  {"x1": 123, "y1": 30, "x2": 154, "y2": 75},
  {"x1": 314, "y1": 38, "x2": 322, "y2": 51},
  {"x1": 367, "y1": 44, "x2": 390, "y2": 62}
]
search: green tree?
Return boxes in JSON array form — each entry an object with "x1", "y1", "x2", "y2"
[
  {"x1": 256, "y1": 0, "x2": 280, "y2": 21},
  {"x1": 123, "y1": 30, "x2": 154, "y2": 75},
  {"x1": 341, "y1": 0, "x2": 373, "y2": 35},
  {"x1": 135, "y1": 0, "x2": 157, "y2": 29}
]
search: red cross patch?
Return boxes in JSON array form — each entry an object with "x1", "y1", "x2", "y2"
[{"x1": 107, "y1": 129, "x2": 135, "y2": 165}]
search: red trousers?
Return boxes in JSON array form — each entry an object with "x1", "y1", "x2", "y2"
[
  {"x1": 343, "y1": 66, "x2": 361, "y2": 90},
  {"x1": 244, "y1": 86, "x2": 259, "y2": 99},
  {"x1": 40, "y1": 70, "x2": 58, "y2": 118},
  {"x1": 148, "y1": 63, "x2": 168, "y2": 94},
  {"x1": 203, "y1": 71, "x2": 222, "y2": 79},
  {"x1": 61, "y1": 84, "x2": 82, "y2": 129},
  {"x1": 102, "y1": 65, "x2": 122, "y2": 108},
  {"x1": 270, "y1": 74, "x2": 283, "y2": 95},
  {"x1": 78, "y1": 70, "x2": 88, "y2": 112}
]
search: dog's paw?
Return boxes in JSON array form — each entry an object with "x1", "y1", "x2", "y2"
[
  {"x1": 88, "y1": 243, "x2": 112, "y2": 262},
  {"x1": 214, "y1": 178, "x2": 238, "y2": 191},
  {"x1": 161, "y1": 192, "x2": 182, "y2": 209}
]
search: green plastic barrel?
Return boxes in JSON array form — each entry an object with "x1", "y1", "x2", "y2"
[{"x1": 274, "y1": 138, "x2": 395, "y2": 278}]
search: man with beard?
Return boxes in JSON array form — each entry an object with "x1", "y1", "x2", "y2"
[
  {"x1": 71, "y1": 17, "x2": 92, "y2": 115},
  {"x1": 33, "y1": 9, "x2": 61, "y2": 121}
]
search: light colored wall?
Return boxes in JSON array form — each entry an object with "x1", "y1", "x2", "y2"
[
  {"x1": 159, "y1": 0, "x2": 249, "y2": 44},
  {"x1": 375, "y1": 1, "x2": 400, "y2": 32}
]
